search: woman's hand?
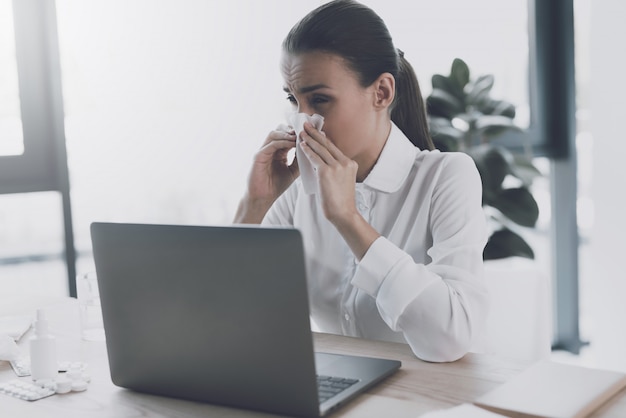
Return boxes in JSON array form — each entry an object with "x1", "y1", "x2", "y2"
[
  {"x1": 250, "y1": 127, "x2": 299, "y2": 200},
  {"x1": 299, "y1": 122, "x2": 359, "y2": 225},
  {"x1": 299, "y1": 122, "x2": 380, "y2": 260},
  {"x1": 234, "y1": 128, "x2": 298, "y2": 223}
]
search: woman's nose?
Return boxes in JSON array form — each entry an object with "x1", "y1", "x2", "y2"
[{"x1": 297, "y1": 103, "x2": 312, "y2": 115}]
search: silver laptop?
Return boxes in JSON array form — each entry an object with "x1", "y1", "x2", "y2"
[{"x1": 90, "y1": 222, "x2": 401, "y2": 417}]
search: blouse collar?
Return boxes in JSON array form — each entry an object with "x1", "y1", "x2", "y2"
[{"x1": 362, "y1": 122, "x2": 419, "y2": 193}]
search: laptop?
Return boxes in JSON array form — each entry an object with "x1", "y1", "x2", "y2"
[{"x1": 90, "y1": 222, "x2": 401, "y2": 417}]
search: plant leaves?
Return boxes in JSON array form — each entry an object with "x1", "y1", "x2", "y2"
[
  {"x1": 426, "y1": 58, "x2": 541, "y2": 260},
  {"x1": 432, "y1": 74, "x2": 464, "y2": 101},
  {"x1": 432, "y1": 134, "x2": 459, "y2": 152},
  {"x1": 465, "y1": 74, "x2": 494, "y2": 106},
  {"x1": 475, "y1": 115, "x2": 522, "y2": 139},
  {"x1": 431, "y1": 125, "x2": 464, "y2": 140},
  {"x1": 426, "y1": 88, "x2": 464, "y2": 119},
  {"x1": 428, "y1": 116, "x2": 454, "y2": 130},
  {"x1": 467, "y1": 145, "x2": 510, "y2": 196},
  {"x1": 491, "y1": 100, "x2": 516, "y2": 118},
  {"x1": 450, "y1": 58, "x2": 470, "y2": 90},
  {"x1": 489, "y1": 187, "x2": 539, "y2": 227},
  {"x1": 478, "y1": 99, "x2": 516, "y2": 118},
  {"x1": 431, "y1": 127, "x2": 464, "y2": 152},
  {"x1": 510, "y1": 155, "x2": 542, "y2": 185},
  {"x1": 483, "y1": 228, "x2": 535, "y2": 260}
]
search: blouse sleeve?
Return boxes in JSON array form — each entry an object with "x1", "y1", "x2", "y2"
[
  {"x1": 261, "y1": 182, "x2": 298, "y2": 227},
  {"x1": 351, "y1": 153, "x2": 489, "y2": 362}
]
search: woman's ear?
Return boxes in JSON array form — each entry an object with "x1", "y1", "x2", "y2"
[{"x1": 372, "y1": 73, "x2": 395, "y2": 110}]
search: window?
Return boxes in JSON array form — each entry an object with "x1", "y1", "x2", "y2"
[
  {"x1": 0, "y1": 0, "x2": 75, "y2": 299},
  {"x1": 55, "y1": 0, "x2": 320, "y2": 254},
  {"x1": 0, "y1": 0, "x2": 23, "y2": 156},
  {"x1": 0, "y1": 0, "x2": 66, "y2": 193}
]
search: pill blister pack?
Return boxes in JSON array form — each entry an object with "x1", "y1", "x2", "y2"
[
  {"x1": 8, "y1": 358, "x2": 30, "y2": 377},
  {"x1": 1, "y1": 361, "x2": 91, "y2": 401},
  {"x1": 0, "y1": 379, "x2": 56, "y2": 401}
]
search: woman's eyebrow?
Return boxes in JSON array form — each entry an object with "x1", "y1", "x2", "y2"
[{"x1": 283, "y1": 84, "x2": 330, "y2": 94}]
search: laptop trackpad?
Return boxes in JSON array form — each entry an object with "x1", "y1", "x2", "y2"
[
  {"x1": 315, "y1": 352, "x2": 365, "y2": 378},
  {"x1": 315, "y1": 352, "x2": 341, "y2": 370}
]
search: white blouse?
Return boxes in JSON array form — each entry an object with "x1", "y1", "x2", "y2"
[{"x1": 262, "y1": 123, "x2": 489, "y2": 362}]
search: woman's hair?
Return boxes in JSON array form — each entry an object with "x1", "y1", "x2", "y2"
[{"x1": 283, "y1": 0, "x2": 434, "y2": 150}]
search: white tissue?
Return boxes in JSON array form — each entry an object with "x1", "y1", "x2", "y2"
[
  {"x1": 286, "y1": 113, "x2": 325, "y2": 195},
  {"x1": 0, "y1": 315, "x2": 33, "y2": 341},
  {"x1": 0, "y1": 334, "x2": 20, "y2": 361}
]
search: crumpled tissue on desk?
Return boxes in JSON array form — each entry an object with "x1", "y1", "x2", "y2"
[
  {"x1": 0, "y1": 334, "x2": 20, "y2": 361},
  {"x1": 0, "y1": 315, "x2": 32, "y2": 341},
  {"x1": 0, "y1": 315, "x2": 32, "y2": 361}
]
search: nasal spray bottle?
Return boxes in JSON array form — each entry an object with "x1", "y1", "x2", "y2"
[{"x1": 29, "y1": 309, "x2": 58, "y2": 381}]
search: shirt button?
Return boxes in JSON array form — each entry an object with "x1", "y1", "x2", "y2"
[
  {"x1": 344, "y1": 313, "x2": 350, "y2": 321},
  {"x1": 358, "y1": 203, "x2": 366, "y2": 211}
]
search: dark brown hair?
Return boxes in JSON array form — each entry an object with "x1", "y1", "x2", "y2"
[{"x1": 283, "y1": 0, "x2": 434, "y2": 150}]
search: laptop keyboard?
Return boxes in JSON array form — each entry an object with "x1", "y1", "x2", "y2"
[{"x1": 317, "y1": 375, "x2": 360, "y2": 403}]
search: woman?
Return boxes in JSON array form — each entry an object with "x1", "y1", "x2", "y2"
[{"x1": 234, "y1": 0, "x2": 488, "y2": 362}]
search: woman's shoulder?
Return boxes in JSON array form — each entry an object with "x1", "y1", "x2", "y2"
[
  {"x1": 416, "y1": 148, "x2": 476, "y2": 172},
  {"x1": 410, "y1": 149, "x2": 481, "y2": 191}
]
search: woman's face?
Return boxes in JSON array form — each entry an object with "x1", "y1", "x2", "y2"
[{"x1": 280, "y1": 51, "x2": 382, "y2": 162}]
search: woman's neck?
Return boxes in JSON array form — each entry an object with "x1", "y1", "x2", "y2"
[{"x1": 355, "y1": 119, "x2": 392, "y2": 182}]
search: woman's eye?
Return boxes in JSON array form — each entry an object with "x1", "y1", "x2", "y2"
[
  {"x1": 312, "y1": 96, "x2": 329, "y2": 105},
  {"x1": 286, "y1": 94, "x2": 297, "y2": 104}
]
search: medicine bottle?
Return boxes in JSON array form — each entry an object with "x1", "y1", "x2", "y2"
[{"x1": 30, "y1": 309, "x2": 58, "y2": 381}]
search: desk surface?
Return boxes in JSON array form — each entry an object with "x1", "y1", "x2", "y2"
[{"x1": 2, "y1": 322, "x2": 626, "y2": 417}]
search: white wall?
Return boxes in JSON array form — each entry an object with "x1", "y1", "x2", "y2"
[{"x1": 585, "y1": 0, "x2": 626, "y2": 370}]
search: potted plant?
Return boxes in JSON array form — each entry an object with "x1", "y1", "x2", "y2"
[{"x1": 426, "y1": 58, "x2": 541, "y2": 260}]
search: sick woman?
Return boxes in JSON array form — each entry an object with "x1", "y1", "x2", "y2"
[{"x1": 234, "y1": 0, "x2": 488, "y2": 362}]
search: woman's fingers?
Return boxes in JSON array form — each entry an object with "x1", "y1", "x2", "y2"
[
  {"x1": 256, "y1": 130, "x2": 297, "y2": 162},
  {"x1": 301, "y1": 122, "x2": 345, "y2": 164},
  {"x1": 299, "y1": 126, "x2": 357, "y2": 180},
  {"x1": 298, "y1": 140, "x2": 324, "y2": 168},
  {"x1": 261, "y1": 129, "x2": 296, "y2": 147}
]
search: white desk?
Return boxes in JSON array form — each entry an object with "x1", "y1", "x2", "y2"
[{"x1": 1, "y1": 302, "x2": 626, "y2": 417}]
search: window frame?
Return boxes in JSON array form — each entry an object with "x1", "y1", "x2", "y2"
[{"x1": 1, "y1": 0, "x2": 77, "y2": 297}]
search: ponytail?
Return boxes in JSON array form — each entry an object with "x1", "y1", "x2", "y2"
[
  {"x1": 284, "y1": 0, "x2": 434, "y2": 150},
  {"x1": 392, "y1": 51, "x2": 435, "y2": 150}
]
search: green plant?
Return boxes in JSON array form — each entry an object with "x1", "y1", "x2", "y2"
[{"x1": 426, "y1": 58, "x2": 541, "y2": 260}]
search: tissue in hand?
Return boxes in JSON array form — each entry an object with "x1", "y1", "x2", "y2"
[{"x1": 286, "y1": 113, "x2": 325, "y2": 195}]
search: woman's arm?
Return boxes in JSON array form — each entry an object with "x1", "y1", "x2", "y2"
[{"x1": 352, "y1": 154, "x2": 488, "y2": 362}]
